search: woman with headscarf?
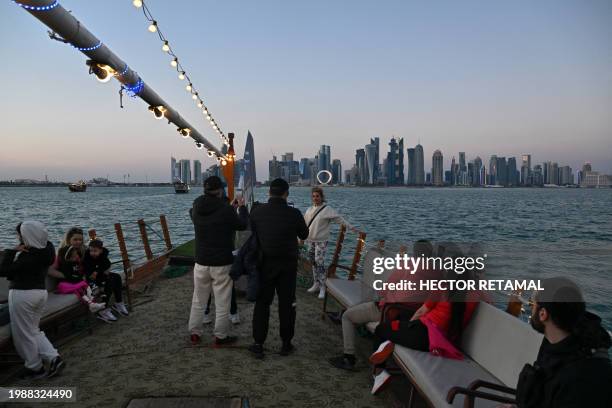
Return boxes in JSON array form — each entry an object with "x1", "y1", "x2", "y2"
[{"x1": 0, "y1": 221, "x2": 65, "y2": 379}]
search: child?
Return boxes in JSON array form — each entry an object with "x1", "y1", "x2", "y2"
[
  {"x1": 83, "y1": 239, "x2": 128, "y2": 323},
  {"x1": 56, "y1": 246, "x2": 105, "y2": 313}
]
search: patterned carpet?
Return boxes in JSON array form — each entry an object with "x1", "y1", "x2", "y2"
[{"x1": 4, "y1": 271, "x2": 396, "y2": 408}]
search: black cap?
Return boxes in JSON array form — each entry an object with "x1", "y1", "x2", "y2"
[
  {"x1": 270, "y1": 178, "x2": 289, "y2": 196},
  {"x1": 89, "y1": 238, "x2": 104, "y2": 248},
  {"x1": 204, "y1": 176, "x2": 223, "y2": 192}
]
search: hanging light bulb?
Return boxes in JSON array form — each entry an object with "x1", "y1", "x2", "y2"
[
  {"x1": 207, "y1": 150, "x2": 214, "y2": 158},
  {"x1": 197, "y1": 101, "x2": 203, "y2": 108},
  {"x1": 186, "y1": 83, "x2": 192, "y2": 92},
  {"x1": 213, "y1": 125, "x2": 218, "y2": 130},
  {"x1": 148, "y1": 21, "x2": 158, "y2": 33},
  {"x1": 192, "y1": 93, "x2": 197, "y2": 100},
  {"x1": 221, "y1": 159, "x2": 228, "y2": 166},
  {"x1": 148, "y1": 105, "x2": 166, "y2": 120},
  {"x1": 162, "y1": 41, "x2": 170, "y2": 52},
  {"x1": 170, "y1": 57, "x2": 178, "y2": 67},
  {"x1": 203, "y1": 108, "x2": 208, "y2": 115},
  {"x1": 177, "y1": 127, "x2": 191, "y2": 138},
  {"x1": 206, "y1": 115, "x2": 211, "y2": 120},
  {"x1": 86, "y1": 61, "x2": 115, "y2": 83},
  {"x1": 195, "y1": 142, "x2": 203, "y2": 150},
  {"x1": 178, "y1": 71, "x2": 185, "y2": 80},
  {"x1": 133, "y1": 0, "x2": 143, "y2": 8}
]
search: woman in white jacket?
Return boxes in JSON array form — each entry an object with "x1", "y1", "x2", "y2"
[{"x1": 303, "y1": 187, "x2": 357, "y2": 299}]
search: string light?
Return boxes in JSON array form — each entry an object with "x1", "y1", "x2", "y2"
[
  {"x1": 116, "y1": 64, "x2": 129, "y2": 77},
  {"x1": 177, "y1": 128, "x2": 191, "y2": 138},
  {"x1": 13, "y1": 0, "x2": 60, "y2": 11},
  {"x1": 132, "y1": 0, "x2": 227, "y2": 146},
  {"x1": 87, "y1": 61, "x2": 115, "y2": 83},
  {"x1": 207, "y1": 150, "x2": 214, "y2": 158},
  {"x1": 74, "y1": 41, "x2": 102, "y2": 51},
  {"x1": 195, "y1": 142, "x2": 203, "y2": 150},
  {"x1": 123, "y1": 78, "x2": 144, "y2": 97},
  {"x1": 148, "y1": 105, "x2": 166, "y2": 119}
]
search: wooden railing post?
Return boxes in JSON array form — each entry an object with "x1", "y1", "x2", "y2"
[
  {"x1": 114, "y1": 222, "x2": 133, "y2": 309},
  {"x1": 327, "y1": 224, "x2": 346, "y2": 278},
  {"x1": 159, "y1": 215, "x2": 172, "y2": 251},
  {"x1": 348, "y1": 232, "x2": 367, "y2": 280},
  {"x1": 138, "y1": 219, "x2": 154, "y2": 261}
]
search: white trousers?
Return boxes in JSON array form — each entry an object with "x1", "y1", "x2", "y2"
[
  {"x1": 8, "y1": 289, "x2": 59, "y2": 370},
  {"x1": 188, "y1": 263, "x2": 232, "y2": 339}
]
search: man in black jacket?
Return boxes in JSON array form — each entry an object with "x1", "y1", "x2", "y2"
[
  {"x1": 248, "y1": 178, "x2": 309, "y2": 358},
  {"x1": 514, "y1": 277, "x2": 612, "y2": 408},
  {"x1": 188, "y1": 176, "x2": 248, "y2": 346}
]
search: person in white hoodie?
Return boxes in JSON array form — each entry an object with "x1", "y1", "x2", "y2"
[{"x1": 303, "y1": 187, "x2": 357, "y2": 299}]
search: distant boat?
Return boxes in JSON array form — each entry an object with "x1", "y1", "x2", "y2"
[
  {"x1": 173, "y1": 179, "x2": 190, "y2": 194},
  {"x1": 68, "y1": 180, "x2": 87, "y2": 192}
]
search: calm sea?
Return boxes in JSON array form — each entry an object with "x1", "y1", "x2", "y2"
[{"x1": 1, "y1": 186, "x2": 611, "y2": 327}]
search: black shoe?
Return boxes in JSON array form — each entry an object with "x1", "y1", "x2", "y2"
[
  {"x1": 214, "y1": 336, "x2": 238, "y2": 346},
  {"x1": 47, "y1": 356, "x2": 65, "y2": 378},
  {"x1": 329, "y1": 354, "x2": 356, "y2": 371},
  {"x1": 248, "y1": 343, "x2": 264, "y2": 359},
  {"x1": 20, "y1": 366, "x2": 47, "y2": 380},
  {"x1": 280, "y1": 343, "x2": 295, "y2": 356}
]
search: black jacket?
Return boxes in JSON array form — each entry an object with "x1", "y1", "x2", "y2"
[
  {"x1": 0, "y1": 242, "x2": 55, "y2": 290},
  {"x1": 249, "y1": 197, "x2": 309, "y2": 263},
  {"x1": 230, "y1": 232, "x2": 261, "y2": 302},
  {"x1": 517, "y1": 312, "x2": 612, "y2": 408},
  {"x1": 83, "y1": 248, "x2": 111, "y2": 280},
  {"x1": 191, "y1": 194, "x2": 249, "y2": 266}
]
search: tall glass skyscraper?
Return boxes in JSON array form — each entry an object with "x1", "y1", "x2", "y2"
[
  {"x1": 407, "y1": 148, "x2": 416, "y2": 185},
  {"x1": 415, "y1": 144, "x2": 425, "y2": 185},
  {"x1": 432, "y1": 150, "x2": 444, "y2": 186}
]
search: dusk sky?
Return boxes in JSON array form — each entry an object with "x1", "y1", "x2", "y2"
[{"x1": 1, "y1": 0, "x2": 610, "y2": 182}]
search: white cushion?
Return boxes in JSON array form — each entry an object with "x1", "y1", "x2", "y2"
[
  {"x1": 43, "y1": 293, "x2": 81, "y2": 318},
  {"x1": 461, "y1": 302, "x2": 543, "y2": 388},
  {"x1": 393, "y1": 346, "x2": 511, "y2": 408},
  {"x1": 326, "y1": 278, "x2": 369, "y2": 308}
]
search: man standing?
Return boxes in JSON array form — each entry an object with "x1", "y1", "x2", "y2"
[
  {"x1": 248, "y1": 178, "x2": 309, "y2": 358},
  {"x1": 188, "y1": 176, "x2": 248, "y2": 346}
]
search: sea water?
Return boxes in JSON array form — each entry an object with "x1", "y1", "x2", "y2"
[{"x1": 0, "y1": 186, "x2": 610, "y2": 326}]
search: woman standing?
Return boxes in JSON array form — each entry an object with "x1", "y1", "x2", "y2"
[
  {"x1": 0, "y1": 221, "x2": 65, "y2": 379},
  {"x1": 303, "y1": 187, "x2": 357, "y2": 299}
]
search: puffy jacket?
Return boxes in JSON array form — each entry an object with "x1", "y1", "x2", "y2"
[
  {"x1": 0, "y1": 242, "x2": 55, "y2": 290},
  {"x1": 230, "y1": 231, "x2": 261, "y2": 302},
  {"x1": 82, "y1": 247, "x2": 111, "y2": 279},
  {"x1": 191, "y1": 194, "x2": 249, "y2": 266}
]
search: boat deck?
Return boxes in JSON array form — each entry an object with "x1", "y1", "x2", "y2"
[{"x1": 1, "y1": 269, "x2": 411, "y2": 408}]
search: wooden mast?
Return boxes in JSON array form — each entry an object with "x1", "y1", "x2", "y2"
[{"x1": 222, "y1": 132, "x2": 236, "y2": 201}]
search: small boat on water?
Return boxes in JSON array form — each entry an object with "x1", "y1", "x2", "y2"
[
  {"x1": 174, "y1": 179, "x2": 190, "y2": 194},
  {"x1": 68, "y1": 180, "x2": 87, "y2": 192}
]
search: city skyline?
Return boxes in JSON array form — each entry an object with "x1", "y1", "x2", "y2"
[{"x1": 1, "y1": 1, "x2": 611, "y2": 182}]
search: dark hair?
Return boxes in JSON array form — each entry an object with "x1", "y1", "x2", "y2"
[
  {"x1": 204, "y1": 176, "x2": 223, "y2": 193},
  {"x1": 89, "y1": 238, "x2": 104, "y2": 249},
  {"x1": 270, "y1": 178, "x2": 289, "y2": 197},
  {"x1": 64, "y1": 246, "x2": 80, "y2": 261},
  {"x1": 16, "y1": 223, "x2": 22, "y2": 234}
]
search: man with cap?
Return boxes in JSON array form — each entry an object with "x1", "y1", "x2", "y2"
[
  {"x1": 248, "y1": 178, "x2": 309, "y2": 358},
  {"x1": 188, "y1": 176, "x2": 248, "y2": 345}
]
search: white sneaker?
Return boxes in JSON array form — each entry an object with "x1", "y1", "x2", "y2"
[
  {"x1": 371, "y1": 370, "x2": 392, "y2": 395},
  {"x1": 318, "y1": 286, "x2": 326, "y2": 299},
  {"x1": 81, "y1": 294, "x2": 92, "y2": 303},
  {"x1": 86, "y1": 286, "x2": 93, "y2": 298},
  {"x1": 203, "y1": 312, "x2": 213, "y2": 324},
  {"x1": 97, "y1": 308, "x2": 117, "y2": 323},
  {"x1": 112, "y1": 302, "x2": 129, "y2": 316},
  {"x1": 88, "y1": 302, "x2": 106, "y2": 313},
  {"x1": 307, "y1": 282, "x2": 320, "y2": 294},
  {"x1": 229, "y1": 313, "x2": 241, "y2": 325}
]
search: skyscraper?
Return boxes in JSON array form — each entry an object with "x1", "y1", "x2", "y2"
[
  {"x1": 180, "y1": 159, "x2": 191, "y2": 184},
  {"x1": 170, "y1": 157, "x2": 177, "y2": 182},
  {"x1": 407, "y1": 148, "x2": 416, "y2": 185},
  {"x1": 521, "y1": 154, "x2": 532, "y2": 185},
  {"x1": 507, "y1": 157, "x2": 518, "y2": 186},
  {"x1": 473, "y1": 156, "x2": 483, "y2": 186},
  {"x1": 432, "y1": 150, "x2": 444, "y2": 186},
  {"x1": 355, "y1": 149, "x2": 366, "y2": 185},
  {"x1": 459, "y1": 152, "x2": 466, "y2": 172},
  {"x1": 488, "y1": 155, "x2": 497, "y2": 185},
  {"x1": 365, "y1": 143, "x2": 378, "y2": 185},
  {"x1": 415, "y1": 143, "x2": 425, "y2": 186},
  {"x1": 193, "y1": 160, "x2": 202, "y2": 185},
  {"x1": 269, "y1": 156, "x2": 281, "y2": 181},
  {"x1": 386, "y1": 137, "x2": 403, "y2": 185},
  {"x1": 317, "y1": 145, "x2": 331, "y2": 172},
  {"x1": 332, "y1": 159, "x2": 342, "y2": 184},
  {"x1": 496, "y1": 157, "x2": 507, "y2": 186}
]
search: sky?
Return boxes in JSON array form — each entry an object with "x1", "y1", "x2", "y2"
[{"x1": 0, "y1": 0, "x2": 610, "y2": 182}]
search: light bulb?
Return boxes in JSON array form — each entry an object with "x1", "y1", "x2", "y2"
[
  {"x1": 192, "y1": 94, "x2": 197, "y2": 100},
  {"x1": 170, "y1": 58, "x2": 178, "y2": 67},
  {"x1": 203, "y1": 109, "x2": 208, "y2": 114},
  {"x1": 221, "y1": 159, "x2": 228, "y2": 166},
  {"x1": 213, "y1": 125, "x2": 218, "y2": 130},
  {"x1": 162, "y1": 41, "x2": 170, "y2": 52},
  {"x1": 148, "y1": 21, "x2": 157, "y2": 33},
  {"x1": 133, "y1": 0, "x2": 143, "y2": 8},
  {"x1": 207, "y1": 150, "x2": 214, "y2": 158},
  {"x1": 206, "y1": 115, "x2": 211, "y2": 120},
  {"x1": 186, "y1": 84, "x2": 192, "y2": 91},
  {"x1": 197, "y1": 101, "x2": 203, "y2": 108},
  {"x1": 178, "y1": 71, "x2": 185, "y2": 80},
  {"x1": 195, "y1": 142, "x2": 203, "y2": 150}
]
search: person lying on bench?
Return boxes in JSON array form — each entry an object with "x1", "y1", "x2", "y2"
[
  {"x1": 506, "y1": 277, "x2": 611, "y2": 408},
  {"x1": 328, "y1": 240, "x2": 436, "y2": 371},
  {"x1": 368, "y1": 269, "x2": 479, "y2": 395}
]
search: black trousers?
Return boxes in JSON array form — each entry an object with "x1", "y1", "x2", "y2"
[
  {"x1": 374, "y1": 317, "x2": 429, "y2": 352},
  {"x1": 252, "y1": 260, "x2": 297, "y2": 345},
  {"x1": 94, "y1": 272, "x2": 123, "y2": 304},
  {"x1": 205, "y1": 284, "x2": 238, "y2": 315}
]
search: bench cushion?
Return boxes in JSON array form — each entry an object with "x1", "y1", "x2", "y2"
[
  {"x1": 326, "y1": 278, "x2": 369, "y2": 308},
  {"x1": 461, "y1": 302, "x2": 543, "y2": 388},
  {"x1": 43, "y1": 293, "x2": 81, "y2": 317},
  {"x1": 393, "y1": 346, "x2": 510, "y2": 408}
]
